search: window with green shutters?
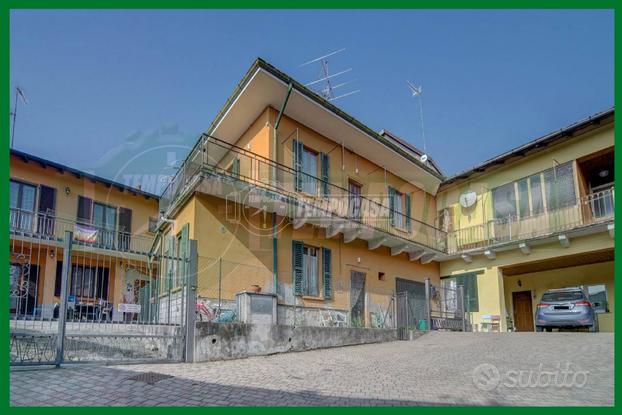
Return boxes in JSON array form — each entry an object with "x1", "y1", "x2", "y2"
[{"x1": 292, "y1": 241, "x2": 332, "y2": 299}]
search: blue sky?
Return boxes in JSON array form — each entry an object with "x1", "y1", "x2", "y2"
[{"x1": 10, "y1": 9, "x2": 613, "y2": 191}]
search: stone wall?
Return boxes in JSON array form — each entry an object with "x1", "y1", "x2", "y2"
[{"x1": 194, "y1": 322, "x2": 400, "y2": 362}]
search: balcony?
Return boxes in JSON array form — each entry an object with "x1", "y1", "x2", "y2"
[
  {"x1": 160, "y1": 135, "x2": 446, "y2": 258},
  {"x1": 9, "y1": 208, "x2": 154, "y2": 255},
  {"x1": 446, "y1": 187, "x2": 614, "y2": 254}
]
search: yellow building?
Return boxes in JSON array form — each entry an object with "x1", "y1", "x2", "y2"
[
  {"x1": 437, "y1": 109, "x2": 614, "y2": 332},
  {"x1": 13, "y1": 58, "x2": 610, "y2": 333},
  {"x1": 157, "y1": 58, "x2": 613, "y2": 331},
  {"x1": 9, "y1": 150, "x2": 159, "y2": 321}
]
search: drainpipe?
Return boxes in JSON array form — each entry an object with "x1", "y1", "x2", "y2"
[{"x1": 272, "y1": 83, "x2": 293, "y2": 295}]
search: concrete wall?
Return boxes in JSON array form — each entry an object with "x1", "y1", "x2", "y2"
[{"x1": 194, "y1": 322, "x2": 399, "y2": 362}]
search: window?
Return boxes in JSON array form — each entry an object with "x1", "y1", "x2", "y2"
[
  {"x1": 492, "y1": 182, "x2": 517, "y2": 220},
  {"x1": 441, "y1": 272, "x2": 479, "y2": 312},
  {"x1": 348, "y1": 180, "x2": 362, "y2": 219},
  {"x1": 303, "y1": 245, "x2": 319, "y2": 297},
  {"x1": 301, "y1": 147, "x2": 318, "y2": 195},
  {"x1": 491, "y1": 161, "x2": 576, "y2": 221},
  {"x1": 10, "y1": 180, "x2": 37, "y2": 231},
  {"x1": 530, "y1": 174, "x2": 544, "y2": 215},
  {"x1": 54, "y1": 262, "x2": 110, "y2": 300},
  {"x1": 517, "y1": 178, "x2": 529, "y2": 219},
  {"x1": 543, "y1": 161, "x2": 576, "y2": 210},
  {"x1": 587, "y1": 284, "x2": 609, "y2": 314},
  {"x1": 148, "y1": 217, "x2": 158, "y2": 233},
  {"x1": 93, "y1": 202, "x2": 117, "y2": 248},
  {"x1": 389, "y1": 187, "x2": 411, "y2": 230}
]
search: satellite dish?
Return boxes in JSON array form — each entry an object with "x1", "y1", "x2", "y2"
[
  {"x1": 459, "y1": 191, "x2": 477, "y2": 209},
  {"x1": 420, "y1": 154, "x2": 428, "y2": 163}
]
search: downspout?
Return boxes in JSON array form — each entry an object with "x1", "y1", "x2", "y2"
[{"x1": 273, "y1": 83, "x2": 293, "y2": 295}]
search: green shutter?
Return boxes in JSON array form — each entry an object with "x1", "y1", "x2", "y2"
[
  {"x1": 164, "y1": 235, "x2": 174, "y2": 292},
  {"x1": 293, "y1": 140, "x2": 303, "y2": 192},
  {"x1": 178, "y1": 224, "x2": 190, "y2": 288},
  {"x1": 388, "y1": 186, "x2": 396, "y2": 226},
  {"x1": 292, "y1": 240, "x2": 304, "y2": 295},
  {"x1": 320, "y1": 153, "x2": 330, "y2": 197},
  {"x1": 322, "y1": 247, "x2": 332, "y2": 299},
  {"x1": 405, "y1": 193, "x2": 412, "y2": 231}
]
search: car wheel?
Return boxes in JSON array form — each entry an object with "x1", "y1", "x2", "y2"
[
  {"x1": 588, "y1": 323, "x2": 598, "y2": 332},
  {"x1": 536, "y1": 326, "x2": 543, "y2": 332},
  {"x1": 545, "y1": 327, "x2": 553, "y2": 332}
]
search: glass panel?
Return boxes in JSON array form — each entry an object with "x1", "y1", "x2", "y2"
[
  {"x1": 93, "y1": 203, "x2": 104, "y2": 227},
  {"x1": 530, "y1": 174, "x2": 544, "y2": 215},
  {"x1": 587, "y1": 284, "x2": 608, "y2": 313},
  {"x1": 348, "y1": 182, "x2": 362, "y2": 219},
  {"x1": 492, "y1": 182, "x2": 517, "y2": 220},
  {"x1": 104, "y1": 206, "x2": 117, "y2": 230},
  {"x1": 518, "y1": 178, "x2": 529, "y2": 218},
  {"x1": 301, "y1": 148, "x2": 318, "y2": 195},
  {"x1": 9, "y1": 181, "x2": 19, "y2": 209},
  {"x1": 544, "y1": 162, "x2": 576, "y2": 210},
  {"x1": 303, "y1": 246, "x2": 318, "y2": 297},
  {"x1": 20, "y1": 185, "x2": 36, "y2": 212}
]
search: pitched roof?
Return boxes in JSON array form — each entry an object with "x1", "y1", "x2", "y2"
[
  {"x1": 10, "y1": 148, "x2": 160, "y2": 200},
  {"x1": 441, "y1": 107, "x2": 614, "y2": 188}
]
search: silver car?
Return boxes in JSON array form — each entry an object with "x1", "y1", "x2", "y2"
[{"x1": 535, "y1": 287, "x2": 598, "y2": 332}]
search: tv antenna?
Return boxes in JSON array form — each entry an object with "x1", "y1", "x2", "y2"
[
  {"x1": 406, "y1": 80, "x2": 427, "y2": 162},
  {"x1": 300, "y1": 48, "x2": 360, "y2": 101},
  {"x1": 10, "y1": 86, "x2": 28, "y2": 149}
]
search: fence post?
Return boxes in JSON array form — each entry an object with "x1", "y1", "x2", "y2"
[
  {"x1": 55, "y1": 230, "x2": 73, "y2": 367},
  {"x1": 184, "y1": 239, "x2": 198, "y2": 363},
  {"x1": 424, "y1": 277, "x2": 432, "y2": 331},
  {"x1": 458, "y1": 285, "x2": 467, "y2": 332}
]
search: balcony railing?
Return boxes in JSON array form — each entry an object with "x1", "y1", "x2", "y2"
[
  {"x1": 160, "y1": 134, "x2": 447, "y2": 252},
  {"x1": 9, "y1": 208, "x2": 154, "y2": 255},
  {"x1": 446, "y1": 187, "x2": 614, "y2": 254}
]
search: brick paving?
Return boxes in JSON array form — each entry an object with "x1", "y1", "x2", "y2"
[{"x1": 10, "y1": 332, "x2": 613, "y2": 406}]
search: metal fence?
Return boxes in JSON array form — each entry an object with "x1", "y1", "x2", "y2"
[
  {"x1": 395, "y1": 278, "x2": 467, "y2": 337},
  {"x1": 10, "y1": 229, "x2": 195, "y2": 366},
  {"x1": 159, "y1": 133, "x2": 447, "y2": 252},
  {"x1": 446, "y1": 187, "x2": 614, "y2": 253}
]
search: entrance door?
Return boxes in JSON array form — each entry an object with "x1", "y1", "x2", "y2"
[
  {"x1": 512, "y1": 290, "x2": 534, "y2": 332},
  {"x1": 350, "y1": 271, "x2": 366, "y2": 326},
  {"x1": 396, "y1": 278, "x2": 426, "y2": 329}
]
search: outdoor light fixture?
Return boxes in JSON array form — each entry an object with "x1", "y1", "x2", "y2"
[
  {"x1": 599, "y1": 169, "x2": 609, "y2": 178},
  {"x1": 517, "y1": 279, "x2": 522, "y2": 287},
  {"x1": 49, "y1": 250, "x2": 55, "y2": 259},
  {"x1": 65, "y1": 186, "x2": 71, "y2": 195}
]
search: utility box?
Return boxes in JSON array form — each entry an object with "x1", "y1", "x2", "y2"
[{"x1": 236, "y1": 291, "x2": 277, "y2": 325}]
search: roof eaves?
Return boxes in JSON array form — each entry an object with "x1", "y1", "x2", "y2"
[{"x1": 10, "y1": 149, "x2": 160, "y2": 200}]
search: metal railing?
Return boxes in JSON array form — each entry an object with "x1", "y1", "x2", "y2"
[
  {"x1": 9, "y1": 208, "x2": 155, "y2": 254},
  {"x1": 160, "y1": 134, "x2": 446, "y2": 252},
  {"x1": 446, "y1": 187, "x2": 614, "y2": 253}
]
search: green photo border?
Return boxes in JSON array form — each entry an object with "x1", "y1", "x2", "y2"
[{"x1": 2, "y1": 2, "x2": 618, "y2": 412}]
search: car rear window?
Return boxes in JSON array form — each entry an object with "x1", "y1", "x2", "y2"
[{"x1": 541, "y1": 291, "x2": 585, "y2": 302}]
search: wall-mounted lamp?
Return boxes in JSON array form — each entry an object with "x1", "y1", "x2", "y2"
[
  {"x1": 517, "y1": 279, "x2": 522, "y2": 287},
  {"x1": 49, "y1": 250, "x2": 55, "y2": 259},
  {"x1": 65, "y1": 186, "x2": 71, "y2": 195},
  {"x1": 599, "y1": 169, "x2": 609, "y2": 178}
]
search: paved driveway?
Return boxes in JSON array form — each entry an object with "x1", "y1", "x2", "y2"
[{"x1": 10, "y1": 332, "x2": 613, "y2": 406}]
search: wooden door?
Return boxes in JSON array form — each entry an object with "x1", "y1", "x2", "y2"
[{"x1": 512, "y1": 290, "x2": 534, "y2": 332}]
